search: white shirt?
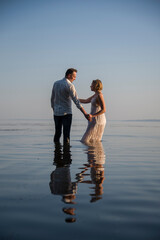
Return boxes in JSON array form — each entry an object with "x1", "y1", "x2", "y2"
[{"x1": 51, "y1": 78, "x2": 82, "y2": 116}]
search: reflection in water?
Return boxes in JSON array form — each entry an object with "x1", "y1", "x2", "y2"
[
  {"x1": 49, "y1": 142, "x2": 106, "y2": 223},
  {"x1": 49, "y1": 143, "x2": 77, "y2": 223},
  {"x1": 76, "y1": 142, "x2": 106, "y2": 203}
]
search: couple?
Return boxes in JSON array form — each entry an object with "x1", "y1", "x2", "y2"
[{"x1": 51, "y1": 68, "x2": 106, "y2": 145}]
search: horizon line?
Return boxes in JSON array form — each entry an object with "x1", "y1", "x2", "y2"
[{"x1": 0, "y1": 118, "x2": 160, "y2": 122}]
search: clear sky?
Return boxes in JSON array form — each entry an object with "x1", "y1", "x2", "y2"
[{"x1": 0, "y1": 0, "x2": 160, "y2": 120}]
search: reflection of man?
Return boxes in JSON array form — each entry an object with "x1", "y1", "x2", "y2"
[
  {"x1": 49, "y1": 143, "x2": 77, "y2": 222},
  {"x1": 51, "y1": 68, "x2": 89, "y2": 144}
]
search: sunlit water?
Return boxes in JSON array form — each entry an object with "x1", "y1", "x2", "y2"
[{"x1": 0, "y1": 118, "x2": 160, "y2": 240}]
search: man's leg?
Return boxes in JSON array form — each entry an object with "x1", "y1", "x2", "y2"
[
  {"x1": 62, "y1": 114, "x2": 72, "y2": 144},
  {"x1": 54, "y1": 115, "x2": 63, "y2": 143}
]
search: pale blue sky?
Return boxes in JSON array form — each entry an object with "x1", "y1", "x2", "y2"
[{"x1": 0, "y1": 0, "x2": 160, "y2": 120}]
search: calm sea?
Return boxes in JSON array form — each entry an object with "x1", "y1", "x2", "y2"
[{"x1": 0, "y1": 118, "x2": 160, "y2": 240}]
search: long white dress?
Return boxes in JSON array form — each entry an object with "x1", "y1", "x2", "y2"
[{"x1": 81, "y1": 95, "x2": 106, "y2": 144}]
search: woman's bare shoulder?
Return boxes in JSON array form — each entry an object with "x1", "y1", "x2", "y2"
[{"x1": 97, "y1": 92, "x2": 104, "y2": 99}]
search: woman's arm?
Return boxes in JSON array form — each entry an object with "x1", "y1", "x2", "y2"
[
  {"x1": 91, "y1": 93, "x2": 106, "y2": 117},
  {"x1": 79, "y1": 94, "x2": 95, "y2": 104}
]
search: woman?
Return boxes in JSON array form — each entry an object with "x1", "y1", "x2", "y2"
[{"x1": 79, "y1": 79, "x2": 106, "y2": 144}]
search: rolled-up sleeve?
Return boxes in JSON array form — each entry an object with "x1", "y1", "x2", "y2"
[{"x1": 69, "y1": 84, "x2": 83, "y2": 110}]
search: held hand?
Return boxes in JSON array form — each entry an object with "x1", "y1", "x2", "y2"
[
  {"x1": 88, "y1": 114, "x2": 92, "y2": 122},
  {"x1": 85, "y1": 114, "x2": 92, "y2": 122}
]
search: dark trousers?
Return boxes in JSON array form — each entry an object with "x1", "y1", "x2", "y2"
[{"x1": 54, "y1": 114, "x2": 72, "y2": 144}]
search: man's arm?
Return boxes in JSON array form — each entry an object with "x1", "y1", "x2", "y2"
[
  {"x1": 51, "y1": 85, "x2": 55, "y2": 109},
  {"x1": 79, "y1": 106, "x2": 91, "y2": 121},
  {"x1": 69, "y1": 85, "x2": 90, "y2": 121},
  {"x1": 69, "y1": 84, "x2": 82, "y2": 109}
]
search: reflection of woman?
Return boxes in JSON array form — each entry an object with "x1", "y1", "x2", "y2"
[
  {"x1": 88, "y1": 142, "x2": 105, "y2": 202},
  {"x1": 76, "y1": 142, "x2": 106, "y2": 203},
  {"x1": 79, "y1": 79, "x2": 106, "y2": 144},
  {"x1": 87, "y1": 142, "x2": 105, "y2": 202}
]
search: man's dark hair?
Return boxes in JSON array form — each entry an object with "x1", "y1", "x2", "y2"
[{"x1": 65, "y1": 68, "x2": 77, "y2": 78}]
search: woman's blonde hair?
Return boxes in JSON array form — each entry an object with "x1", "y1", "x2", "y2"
[{"x1": 92, "y1": 79, "x2": 103, "y2": 91}]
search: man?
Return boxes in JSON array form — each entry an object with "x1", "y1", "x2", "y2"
[{"x1": 51, "y1": 68, "x2": 89, "y2": 144}]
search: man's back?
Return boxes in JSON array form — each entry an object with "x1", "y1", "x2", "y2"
[
  {"x1": 51, "y1": 78, "x2": 82, "y2": 116},
  {"x1": 54, "y1": 78, "x2": 70, "y2": 104}
]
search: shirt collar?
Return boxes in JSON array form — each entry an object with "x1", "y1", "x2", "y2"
[{"x1": 66, "y1": 78, "x2": 71, "y2": 83}]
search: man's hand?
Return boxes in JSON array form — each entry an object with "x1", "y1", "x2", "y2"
[
  {"x1": 88, "y1": 114, "x2": 92, "y2": 122},
  {"x1": 85, "y1": 114, "x2": 92, "y2": 122}
]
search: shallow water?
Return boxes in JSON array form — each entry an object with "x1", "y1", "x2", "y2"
[{"x1": 0, "y1": 118, "x2": 160, "y2": 240}]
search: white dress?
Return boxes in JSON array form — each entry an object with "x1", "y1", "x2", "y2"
[{"x1": 81, "y1": 95, "x2": 106, "y2": 144}]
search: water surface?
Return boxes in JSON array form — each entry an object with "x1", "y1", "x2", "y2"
[{"x1": 0, "y1": 119, "x2": 160, "y2": 239}]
